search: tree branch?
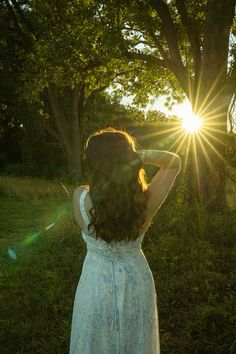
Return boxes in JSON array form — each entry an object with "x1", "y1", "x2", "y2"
[
  {"x1": 149, "y1": 0, "x2": 191, "y2": 96},
  {"x1": 126, "y1": 50, "x2": 167, "y2": 68},
  {"x1": 147, "y1": 27, "x2": 168, "y2": 61},
  {"x1": 175, "y1": 0, "x2": 201, "y2": 80},
  {"x1": 121, "y1": 26, "x2": 147, "y2": 35},
  {"x1": 83, "y1": 84, "x2": 108, "y2": 112},
  {"x1": 11, "y1": 0, "x2": 36, "y2": 37},
  {"x1": 150, "y1": 0, "x2": 184, "y2": 66},
  {"x1": 4, "y1": 0, "x2": 29, "y2": 47}
]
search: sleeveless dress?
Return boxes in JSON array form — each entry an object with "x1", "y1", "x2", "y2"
[{"x1": 69, "y1": 188, "x2": 160, "y2": 354}]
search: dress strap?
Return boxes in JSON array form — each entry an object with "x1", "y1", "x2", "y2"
[{"x1": 79, "y1": 189, "x2": 90, "y2": 226}]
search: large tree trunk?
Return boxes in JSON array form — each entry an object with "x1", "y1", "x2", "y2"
[
  {"x1": 188, "y1": 0, "x2": 235, "y2": 210},
  {"x1": 187, "y1": 89, "x2": 230, "y2": 210},
  {"x1": 67, "y1": 143, "x2": 83, "y2": 180},
  {"x1": 68, "y1": 93, "x2": 84, "y2": 181},
  {"x1": 44, "y1": 84, "x2": 85, "y2": 181},
  {"x1": 187, "y1": 129, "x2": 227, "y2": 211}
]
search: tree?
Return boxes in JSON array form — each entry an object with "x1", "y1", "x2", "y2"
[
  {"x1": 105, "y1": 0, "x2": 236, "y2": 210},
  {"x1": 3, "y1": 0, "x2": 132, "y2": 180}
]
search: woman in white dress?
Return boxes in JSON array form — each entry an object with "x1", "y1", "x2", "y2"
[{"x1": 69, "y1": 127, "x2": 181, "y2": 353}]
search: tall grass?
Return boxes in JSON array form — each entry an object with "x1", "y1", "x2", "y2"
[
  {"x1": 0, "y1": 176, "x2": 74, "y2": 200},
  {"x1": 1, "y1": 171, "x2": 235, "y2": 207}
]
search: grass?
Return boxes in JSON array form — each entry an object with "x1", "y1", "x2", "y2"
[
  {"x1": 0, "y1": 176, "x2": 73, "y2": 200},
  {"x1": 0, "y1": 176, "x2": 235, "y2": 353},
  {"x1": 0, "y1": 194, "x2": 86, "y2": 353}
]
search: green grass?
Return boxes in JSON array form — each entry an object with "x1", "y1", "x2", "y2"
[
  {"x1": 0, "y1": 176, "x2": 235, "y2": 353},
  {"x1": 0, "y1": 195, "x2": 86, "y2": 354},
  {"x1": 0, "y1": 176, "x2": 73, "y2": 200}
]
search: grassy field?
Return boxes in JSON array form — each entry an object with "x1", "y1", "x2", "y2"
[
  {"x1": 0, "y1": 180, "x2": 86, "y2": 353},
  {"x1": 0, "y1": 176, "x2": 235, "y2": 353}
]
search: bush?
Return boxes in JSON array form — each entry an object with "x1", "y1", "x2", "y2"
[{"x1": 1, "y1": 163, "x2": 26, "y2": 177}]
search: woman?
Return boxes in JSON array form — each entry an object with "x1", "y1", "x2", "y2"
[{"x1": 69, "y1": 127, "x2": 181, "y2": 354}]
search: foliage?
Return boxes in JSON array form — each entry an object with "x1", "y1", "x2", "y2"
[
  {"x1": 19, "y1": 0, "x2": 123, "y2": 102},
  {"x1": 0, "y1": 106, "x2": 68, "y2": 179},
  {"x1": 0, "y1": 92, "x2": 148, "y2": 180},
  {"x1": 104, "y1": 0, "x2": 236, "y2": 106}
]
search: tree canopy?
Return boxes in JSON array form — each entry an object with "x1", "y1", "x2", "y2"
[{"x1": 1, "y1": 0, "x2": 236, "y2": 208}]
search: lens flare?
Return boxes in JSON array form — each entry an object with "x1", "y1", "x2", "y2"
[
  {"x1": 45, "y1": 222, "x2": 56, "y2": 231},
  {"x1": 7, "y1": 247, "x2": 17, "y2": 260},
  {"x1": 5, "y1": 202, "x2": 71, "y2": 260},
  {"x1": 22, "y1": 231, "x2": 42, "y2": 245}
]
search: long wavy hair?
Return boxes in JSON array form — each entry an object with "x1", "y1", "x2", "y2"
[{"x1": 84, "y1": 127, "x2": 150, "y2": 244}]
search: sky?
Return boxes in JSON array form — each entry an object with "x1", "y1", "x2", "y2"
[
  {"x1": 120, "y1": 94, "x2": 192, "y2": 119},
  {"x1": 121, "y1": 94, "x2": 236, "y2": 133}
]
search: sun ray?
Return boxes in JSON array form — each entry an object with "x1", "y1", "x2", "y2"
[
  {"x1": 192, "y1": 68, "x2": 204, "y2": 114},
  {"x1": 201, "y1": 129, "x2": 226, "y2": 146},
  {"x1": 182, "y1": 134, "x2": 192, "y2": 175},
  {"x1": 139, "y1": 126, "x2": 180, "y2": 141},
  {"x1": 197, "y1": 66, "x2": 226, "y2": 117},
  {"x1": 206, "y1": 126, "x2": 229, "y2": 135},
  {"x1": 155, "y1": 126, "x2": 181, "y2": 135},
  {"x1": 175, "y1": 133, "x2": 190, "y2": 154},
  {"x1": 192, "y1": 134, "x2": 202, "y2": 200},
  {"x1": 195, "y1": 133, "x2": 214, "y2": 171},
  {"x1": 199, "y1": 90, "x2": 223, "y2": 118},
  {"x1": 201, "y1": 103, "x2": 228, "y2": 120},
  {"x1": 187, "y1": 72, "x2": 194, "y2": 108},
  {"x1": 168, "y1": 131, "x2": 188, "y2": 151},
  {"x1": 154, "y1": 128, "x2": 185, "y2": 149},
  {"x1": 198, "y1": 131, "x2": 228, "y2": 165}
]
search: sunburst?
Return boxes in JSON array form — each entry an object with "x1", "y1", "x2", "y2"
[{"x1": 182, "y1": 113, "x2": 202, "y2": 133}]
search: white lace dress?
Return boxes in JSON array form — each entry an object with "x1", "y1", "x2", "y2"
[{"x1": 69, "y1": 188, "x2": 160, "y2": 354}]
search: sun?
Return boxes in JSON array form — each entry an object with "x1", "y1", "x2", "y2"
[
  {"x1": 174, "y1": 100, "x2": 203, "y2": 133},
  {"x1": 182, "y1": 114, "x2": 203, "y2": 133}
]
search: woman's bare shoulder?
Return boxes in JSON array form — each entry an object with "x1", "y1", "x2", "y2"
[
  {"x1": 72, "y1": 185, "x2": 91, "y2": 229},
  {"x1": 73, "y1": 185, "x2": 88, "y2": 195},
  {"x1": 73, "y1": 185, "x2": 92, "y2": 209}
]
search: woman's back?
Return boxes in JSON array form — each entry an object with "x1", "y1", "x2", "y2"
[{"x1": 69, "y1": 188, "x2": 160, "y2": 354}]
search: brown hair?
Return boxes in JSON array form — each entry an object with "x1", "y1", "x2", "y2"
[{"x1": 84, "y1": 127, "x2": 149, "y2": 244}]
